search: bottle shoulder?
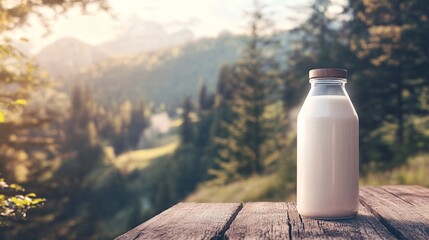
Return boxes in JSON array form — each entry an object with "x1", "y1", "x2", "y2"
[{"x1": 298, "y1": 95, "x2": 358, "y2": 119}]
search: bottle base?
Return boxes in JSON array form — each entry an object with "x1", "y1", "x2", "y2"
[{"x1": 299, "y1": 211, "x2": 358, "y2": 220}]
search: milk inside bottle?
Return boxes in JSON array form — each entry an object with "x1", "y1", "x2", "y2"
[{"x1": 297, "y1": 68, "x2": 359, "y2": 219}]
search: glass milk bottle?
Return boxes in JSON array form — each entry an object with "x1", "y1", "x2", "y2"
[{"x1": 297, "y1": 68, "x2": 359, "y2": 219}]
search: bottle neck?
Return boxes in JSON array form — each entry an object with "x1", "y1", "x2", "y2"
[{"x1": 309, "y1": 78, "x2": 348, "y2": 97}]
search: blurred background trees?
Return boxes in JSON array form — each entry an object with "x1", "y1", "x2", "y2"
[
  {"x1": 348, "y1": 0, "x2": 429, "y2": 167},
  {"x1": 209, "y1": 3, "x2": 284, "y2": 184},
  {"x1": 0, "y1": 0, "x2": 108, "y2": 229},
  {"x1": 1, "y1": 0, "x2": 429, "y2": 239}
]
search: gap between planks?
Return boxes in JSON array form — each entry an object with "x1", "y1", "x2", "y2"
[
  {"x1": 116, "y1": 186, "x2": 429, "y2": 239},
  {"x1": 217, "y1": 202, "x2": 243, "y2": 239},
  {"x1": 225, "y1": 202, "x2": 395, "y2": 239}
]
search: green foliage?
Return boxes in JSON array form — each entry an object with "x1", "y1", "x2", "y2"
[
  {"x1": 347, "y1": 0, "x2": 429, "y2": 166},
  {"x1": 361, "y1": 154, "x2": 429, "y2": 187},
  {"x1": 0, "y1": 178, "x2": 45, "y2": 226},
  {"x1": 0, "y1": 38, "x2": 53, "y2": 218},
  {"x1": 209, "y1": 2, "x2": 285, "y2": 184},
  {"x1": 281, "y1": 0, "x2": 429, "y2": 168},
  {"x1": 190, "y1": 0, "x2": 429, "y2": 205},
  {"x1": 0, "y1": 37, "x2": 48, "y2": 116},
  {"x1": 0, "y1": 0, "x2": 110, "y2": 233}
]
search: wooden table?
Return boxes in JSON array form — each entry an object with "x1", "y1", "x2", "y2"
[{"x1": 116, "y1": 185, "x2": 429, "y2": 239}]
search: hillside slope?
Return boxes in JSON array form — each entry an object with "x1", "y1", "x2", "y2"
[
  {"x1": 76, "y1": 34, "x2": 242, "y2": 107},
  {"x1": 37, "y1": 30, "x2": 294, "y2": 107}
]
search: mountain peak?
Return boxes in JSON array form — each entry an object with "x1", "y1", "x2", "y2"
[{"x1": 36, "y1": 37, "x2": 107, "y2": 78}]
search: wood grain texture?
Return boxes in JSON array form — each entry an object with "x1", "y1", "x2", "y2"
[
  {"x1": 225, "y1": 202, "x2": 290, "y2": 239},
  {"x1": 360, "y1": 186, "x2": 429, "y2": 239},
  {"x1": 226, "y1": 202, "x2": 395, "y2": 239},
  {"x1": 115, "y1": 202, "x2": 242, "y2": 240},
  {"x1": 116, "y1": 186, "x2": 429, "y2": 240},
  {"x1": 289, "y1": 203, "x2": 395, "y2": 240},
  {"x1": 381, "y1": 185, "x2": 429, "y2": 214}
]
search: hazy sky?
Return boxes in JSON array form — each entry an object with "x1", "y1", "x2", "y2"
[{"x1": 13, "y1": 0, "x2": 312, "y2": 54}]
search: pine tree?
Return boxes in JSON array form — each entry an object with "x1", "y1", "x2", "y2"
[
  {"x1": 156, "y1": 95, "x2": 209, "y2": 209},
  {"x1": 194, "y1": 83, "x2": 216, "y2": 181},
  {"x1": 209, "y1": 1, "x2": 284, "y2": 183},
  {"x1": 180, "y1": 96, "x2": 195, "y2": 145},
  {"x1": 198, "y1": 82, "x2": 208, "y2": 111},
  {"x1": 282, "y1": 0, "x2": 350, "y2": 110},
  {"x1": 65, "y1": 84, "x2": 98, "y2": 151},
  {"x1": 210, "y1": 65, "x2": 238, "y2": 142},
  {"x1": 196, "y1": 83, "x2": 215, "y2": 149}
]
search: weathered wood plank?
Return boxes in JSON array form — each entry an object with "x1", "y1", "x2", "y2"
[
  {"x1": 115, "y1": 202, "x2": 242, "y2": 240},
  {"x1": 116, "y1": 186, "x2": 429, "y2": 239},
  {"x1": 225, "y1": 202, "x2": 290, "y2": 239},
  {"x1": 381, "y1": 185, "x2": 429, "y2": 214},
  {"x1": 360, "y1": 186, "x2": 429, "y2": 239},
  {"x1": 226, "y1": 202, "x2": 395, "y2": 239},
  {"x1": 289, "y1": 203, "x2": 395, "y2": 239}
]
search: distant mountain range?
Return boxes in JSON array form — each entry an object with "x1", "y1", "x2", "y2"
[
  {"x1": 35, "y1": 18, "x2": 293, "y2": 107},
  {"x1": 36, "y1": 18, "x2": 194, "y2": 78},
  {"x1": 36, "y1": 30, "x2": 242, "y2": 107}
]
